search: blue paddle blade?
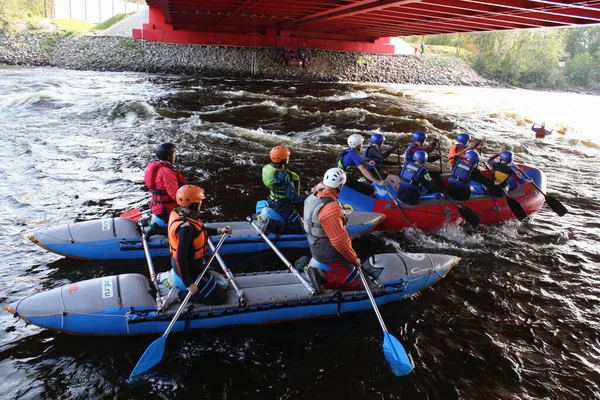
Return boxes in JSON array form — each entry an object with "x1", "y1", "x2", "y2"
[
  {"x1": 129, "y1": 336, "x2": 167, "y2": 380},
  {"x1": 383, "y1": 332, "x2": 413, "y2": 376}
]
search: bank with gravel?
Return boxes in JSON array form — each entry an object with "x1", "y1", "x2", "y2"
[{"x1": 0, "y1": 29, "x2": 498, "y2": 86}]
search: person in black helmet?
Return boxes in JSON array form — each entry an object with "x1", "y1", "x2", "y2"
[{"x1": 144, "y1": 143, "x2": 187, "y2": 229}]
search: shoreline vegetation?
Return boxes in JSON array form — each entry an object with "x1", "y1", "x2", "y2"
[{"x1": 0, "y1": 19, "x2": 598, "y2": 95}]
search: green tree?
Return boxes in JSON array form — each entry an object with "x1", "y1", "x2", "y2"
[
  {"x1": 0, "y1": 0, "x2": 48, "y2": 30},
  {"x1": 564, "y1": 26, "x2": 600, "y2": 56},
  {"x1": 470, "y1": 29, "x2": 565, "y2": 88},
  {"x1": 565, "y1": 52, "x2": 595, "y2": 86}
]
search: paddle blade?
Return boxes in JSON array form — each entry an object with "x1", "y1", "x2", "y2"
[
  {"x1": 545, "y1": 196, "x2": 568, "y2": 216},
  {"x1": 383, "y1": 332, "x2": 413, "y2": 376},
  {"x1": 121, "y1": 208, "x2": 143, "y2": 222},
  {"x1": 507, "y1": 197, "x2": 528, "y2": 221},
  {"x1": 457, "y1": 205, "x2": 481, "y2": 227},
  {"x1": 129, "y1": 336, "x2": 166, "y2": 380},
  {"x1": 487, "y1": 185, "x2": 504, "y2": 198}
]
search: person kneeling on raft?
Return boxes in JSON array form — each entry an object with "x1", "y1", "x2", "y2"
[
  {"x1": 167, "y1": 184, "x2": 231, "y2": 305},
  {"x1": 397, "y1": 150, "x2": 436, "y2": 205}
]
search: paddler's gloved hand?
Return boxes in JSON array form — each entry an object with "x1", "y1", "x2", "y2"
[
  {"x1": 187, "y1": 283, "x2": 198, "y2": 294},
  {"x1": 218, "y1": 226, "x2": 232, "y2": 235}
]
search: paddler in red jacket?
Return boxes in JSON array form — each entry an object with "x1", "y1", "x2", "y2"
[{"x1": 144, "y1": 143, "x2": 186, "y2": 225}]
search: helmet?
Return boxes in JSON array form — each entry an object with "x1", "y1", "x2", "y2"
[
  {"x1": 541, "y1": 122, "x2": 546, "y2": 128},
  {"x1": 499, "y1": 151, "x2": 513, "y2": 164},
  {"x1": 347, "y1": 134, "x2": 364, "y2": 148},
  {"x1": 369, "y1": 133, "x2": 385, "y2": 146},
  {"x1": 413, "y1": 150, "x2": 428, "y2": 164},
  {"x1": 155, "y1": 143, "x2": 176, "y2": 161},
  {"x1": 176, "y1": 184, "x2": 206, "y2": 207},
  {"x1": 270, "y1": 146, "x2": 291, "y2": 163},
  {"x1": 323, "y1": 167, "x2": 347, "y2": 189},
  {"x1": 464, "y1": 150, "x2": 480, "y2": 165},
  {"x1": 412, "y1": 131, "x2": 426, "y2": 144},
  {"x1": 456, "y1": 133, "x2": 470, "y2": 145}
]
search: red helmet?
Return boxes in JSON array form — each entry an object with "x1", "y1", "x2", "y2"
[
  {"x1": 176, "y1": 185, "x2": 206, "y2": 207},
  {"x1": 270, "y1": 146, "x2": 291, "y2": 163}
]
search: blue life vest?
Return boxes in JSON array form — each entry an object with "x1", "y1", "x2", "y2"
[
  {"x1": 363, "y1": 145, "x2": 381, "y2": 170},
  {"x1": 335, "y1": 148, "x2": 358, "y2": 175},
  {"x1": 448, "y1": 160, "x2": 476, "y2": 189},
  {"x1": 404, "y1": 143, "x2": 418, "y2": 162},
  {"x1": 399, "y1": 161, "x2": 425, "y2": 191}
]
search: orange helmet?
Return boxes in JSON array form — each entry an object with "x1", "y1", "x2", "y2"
[
  {"x1": 270, "y1": 146, "x2": 291, "y2": 163},
  {"x1": 176, "y1": 184, "x2": 206, "y2": 207}
]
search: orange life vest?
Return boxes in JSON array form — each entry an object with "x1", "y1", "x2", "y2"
[
  {"x1": 167, "y1": 210, "x2": 209, "y2": 265},
  {"x1": 448, "y1": 143, "x2": 466, "y2": 166}
]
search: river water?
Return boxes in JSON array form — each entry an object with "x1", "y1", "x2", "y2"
[{"x1": 0, "y1": 65, "x2": 598, "y2": 399}]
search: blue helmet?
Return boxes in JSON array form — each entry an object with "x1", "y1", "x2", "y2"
[
  {"x1": 412, "y1": 131, "x2": 426, "y2": 143},
  {"x1": 456, "y1": 133, "x2": 470, "y2": 145},
  {"x1": 413, "y1": 150, "x2": 428, "y2": 164},
  {"x1": 499, "y1": 151, "x2": 513, "y2": 164},
  {"x1": 370, "y1": 133, "x2": 385, "y2": 146},
  {"x1": 464, "y1": 150, "x2": 480, "y2": 165}
]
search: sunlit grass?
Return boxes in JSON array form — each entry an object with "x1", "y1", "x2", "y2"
[
  {"x1": 50, "y1": 18, "x2": 95, "y2": 32},
  {"x1": 50, "y1": 13, "x2": 133, "y2": 33},
  {"x1": 93, "y1": 13, "x2": 133, "y2": 30}
]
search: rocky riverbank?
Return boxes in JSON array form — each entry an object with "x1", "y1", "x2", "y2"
[{"x1": 0, "y1": 27, "x2": 497, "y2": 86}]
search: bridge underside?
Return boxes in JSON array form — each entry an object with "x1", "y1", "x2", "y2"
[{"x1": 133, "y1": 1, "x2": 600, "y2": 53}]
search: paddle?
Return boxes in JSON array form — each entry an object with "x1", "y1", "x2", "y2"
[
  {"x1": 138, "y1": 220, "x2": 164, "y2": 309},
  {"x1": 440, "y1": 193, "x2": 481, "y2": 227},
  {"x1": 247, "y1": 218, "x2": 317, "y2": 295},
  {"x1": 120, "y1": 208, "x2": 144, "y2": 221},
  {"x1": 356, "y1": 265, "x2": 413, "y2": 376},
  {"x1": 207, "y1": 238, "x2": 247, "y2": 306},
  {"x1": 482, "y1": 163, "x2": 529, "y2": 221},
  {"x1": 437, "y1": 135, "x2": 443, "y2": 175},
  {"x1": 128, "y1": 232, "x2": 229, "y2": 381},
  {"x1": 373, "y1": 170, "x2": 420, "y2": 235},
  {"x1": 515, "y1": 165, "x2": 568, "y2": 216}
]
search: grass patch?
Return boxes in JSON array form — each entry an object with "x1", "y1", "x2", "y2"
[
  {"x1": 52, "y1": 18, "x2": 96, "y2": 33},
  {"x1": 92, "y1": 13, "x2": 134, "y2": 30}
]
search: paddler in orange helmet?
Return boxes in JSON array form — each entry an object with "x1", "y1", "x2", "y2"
[{"x1": 166, "y1": 184, "x2": 231, "y2": 305}]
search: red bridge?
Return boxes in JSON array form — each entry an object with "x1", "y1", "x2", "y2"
[{"x1": 133, "y1": 1, "x2": 600, "y2": 53}]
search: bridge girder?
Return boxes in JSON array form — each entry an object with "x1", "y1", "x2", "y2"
[{"x1": 138, "y1": 0, "x2": 600, "y2": 53}]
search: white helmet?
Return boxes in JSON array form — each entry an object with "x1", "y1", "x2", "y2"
[
  {"x1": 347, "y1": 134, "x2": 364, "y2": 148},
  {"x1": 323, "y1": 167, "x2": 347, "y2": 189}
]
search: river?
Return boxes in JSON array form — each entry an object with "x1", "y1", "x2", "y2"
[{"x1": 0, "y1": 65, "x2": 598, "y2": 399}]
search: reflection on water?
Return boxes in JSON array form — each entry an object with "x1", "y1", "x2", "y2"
[{"x1": 0, "y1": 66, "x2": 598, "y2": 399}]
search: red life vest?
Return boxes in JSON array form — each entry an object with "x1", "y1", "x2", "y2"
[{"x1": 144, "y1": 161, "x2": 185, "y2": 217}]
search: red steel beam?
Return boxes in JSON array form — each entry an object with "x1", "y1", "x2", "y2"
[
  {"x1": 463, "y1": 0, "x2": 600, "y2": 22},
  {"x1": 413, "y1": 0, "x2": 587, "y2": 25},
  {"x1": 280, "y1": 0, "x2": 423, "y2": 29}
]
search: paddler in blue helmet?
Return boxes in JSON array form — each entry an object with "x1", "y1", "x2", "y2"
[
  {"x1": 363, "y1": 133, "x2": 400, "y2": 189},
  {"x1": 446, "y1": 150, "x2": 494, "y2": 201},
  {"x1": 397, "y1": 150, "x2": 436, "y2": 205},
  {"x1": 404, "y1": 131, "x2": 441, "y2": 163},
  {"x1": 487, "y1": 150, "x2": 531, "y2": 192}
]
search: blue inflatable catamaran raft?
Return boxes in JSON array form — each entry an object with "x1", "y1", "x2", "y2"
[
  {"x1": 28, "y1": 210, "x2": 384, "y2": 261},
  {"x1": 4, "y1": 252, "x2": 458, "y2": 336}
]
